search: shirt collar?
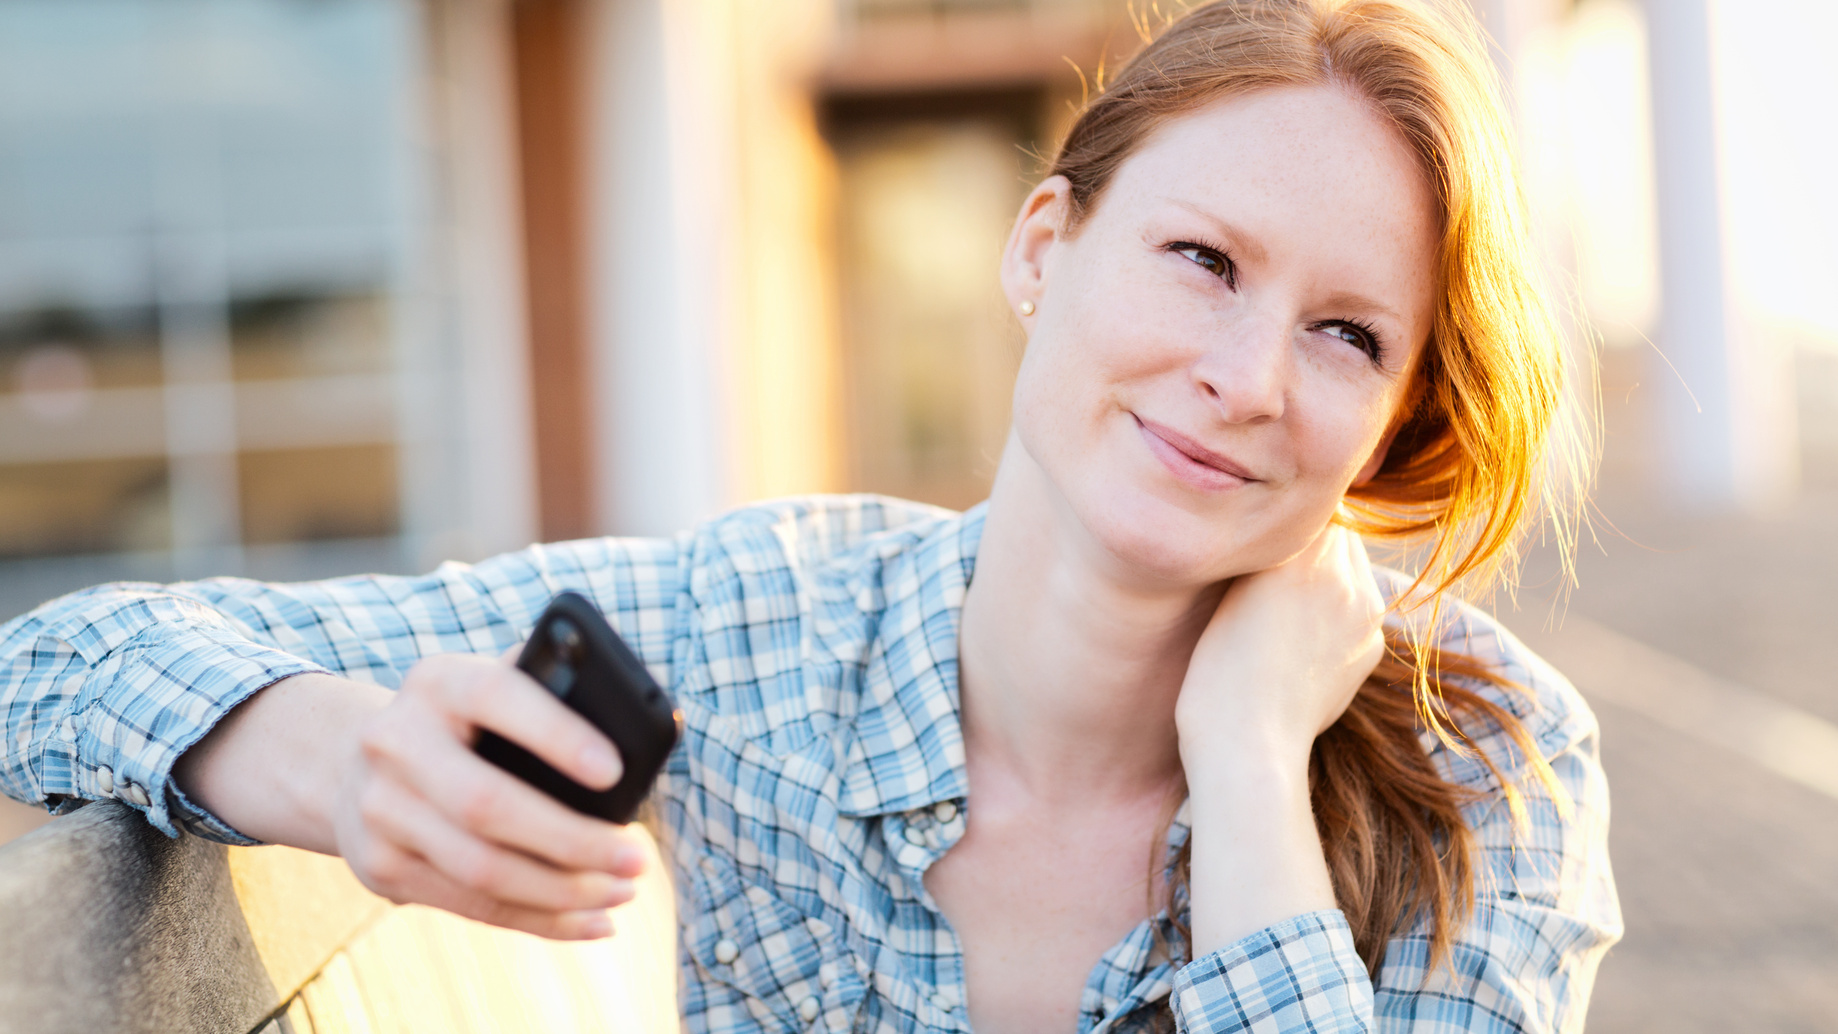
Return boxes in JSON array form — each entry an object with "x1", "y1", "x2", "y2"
[{"x1": 835, "y1": 502, "x2": 985, "y2": 818}]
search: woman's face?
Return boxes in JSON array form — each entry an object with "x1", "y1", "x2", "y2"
[{"x1": 1001, "y1": 83, "x2": 1439, "y2": 585}]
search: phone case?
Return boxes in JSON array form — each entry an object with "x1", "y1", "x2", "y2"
[{"x1": 476, "y1": 591, "x2": 683, "y2": 824}]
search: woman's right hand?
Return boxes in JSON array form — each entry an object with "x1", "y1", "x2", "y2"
[
  {"x1": 177, "y1": 653, "x2": 648, "y2": 940},
  {"x1": 332, "y1": 652, "x2": 647, "y2": 938}
]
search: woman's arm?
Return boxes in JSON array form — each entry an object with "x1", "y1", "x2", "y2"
[
  {"x1": 0, "y1": 533, "x2": 688, "y2": 938},
  {"x1": 1166, "y1": 531, "x2": 1618, "y2": 1032},
  {"x1": 1168, "y1": 712, "x2": 1616, "y2": 1033},
  {"x1": 1176, "y1": 524, "x2": 1383, "y2": 956}
]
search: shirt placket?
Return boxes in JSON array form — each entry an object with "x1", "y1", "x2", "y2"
[{"x1": 883, "y1": 799, "x2": 973, "y2": 1033}]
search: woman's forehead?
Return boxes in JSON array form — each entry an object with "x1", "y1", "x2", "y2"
[{"x1": 1115, "y1": 84, "x2": 1434, "y2": 226}]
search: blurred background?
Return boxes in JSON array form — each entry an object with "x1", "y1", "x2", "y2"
[{"x1": 0, "y1": 0, "x2": 1832, "y2": 1028}]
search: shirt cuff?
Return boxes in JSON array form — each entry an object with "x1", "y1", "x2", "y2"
[
  {"x1": 1171, "y1": 910, "x2": 1373, "y2": 1033},
  {"x1": 78, "y1": 625, "x2": 330, "y2": 844}
]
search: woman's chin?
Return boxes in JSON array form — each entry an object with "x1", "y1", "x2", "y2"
[{"x1": 1073, "y1": 487, "x2": 1257, "y2": 588}]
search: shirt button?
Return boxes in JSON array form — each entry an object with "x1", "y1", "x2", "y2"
[
  {"x1": 713, "y1": 938, "x2": 739, "y2": 965},
  {"x1": 95, "y1": 766, "x2": 114, "y2": 796},
  {"x1": 745, "y1": 885, "x2": 770, "y2": 907},
  {"x1": 932, "y1": 988, "x2": 958, "y2": 1011},
  {"x1": 933, "y1": 800, "x2": 958, "y2": 823},
  {"x1": 124, "y1": 783, "x2": 150, "y2": 807},
  {"x1": 798, "y1": 995, "x2": 820, "y2": 1022},
  {"x1": 818, "y1": 961, "x2": 837, "y2": 989},
  {"x1": 903, "y1": 826, "x2": 926, "y2": 846}
]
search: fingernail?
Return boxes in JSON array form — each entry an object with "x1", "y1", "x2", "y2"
[
  {"x1": 611, "y1": 842, "x2": 646, "y2": 875},
  {"x1": 579, "y1": 742, "x2": 621, "y2": 787},
  {"x1": 576, "y1": 909, "x2": 612, "y2": 938}
]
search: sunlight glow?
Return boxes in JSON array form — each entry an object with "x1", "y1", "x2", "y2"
[{"x1": 1545, "y1": 0, "x2": 1838, "y2": 352}]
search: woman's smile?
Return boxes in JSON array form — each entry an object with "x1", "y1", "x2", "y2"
[{"x1": 1133, "y1": 414, "x2": 1258, "y2": 492}]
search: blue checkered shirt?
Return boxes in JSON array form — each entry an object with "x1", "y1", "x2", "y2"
[{"x1": 1, "y1": 495, "x2": 1619, "y2": 1032}]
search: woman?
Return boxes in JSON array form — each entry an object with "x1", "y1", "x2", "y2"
[{"x1": 0, "y1": 0, "x2": 1618, "y2": 1030}]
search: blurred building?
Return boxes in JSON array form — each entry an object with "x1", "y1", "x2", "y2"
[
  {"x1": 0, "y1": 0, "x2": 1140, "y2": 616},
  {"x1": 1, "y1": 0, "x2": 1832, "y2": 617},
  {"x1": 0, "y1": 0, "x2": 534, "y2": 608}
]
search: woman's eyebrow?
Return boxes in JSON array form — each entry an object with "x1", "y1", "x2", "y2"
[
  {"x1": 1319, "y1": 290, "x2": 1405, "y2": 327},
  {"x1": 1165, "y1": 198, "x2": 1270, "y2": 264}
]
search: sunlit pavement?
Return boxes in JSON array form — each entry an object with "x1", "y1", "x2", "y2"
[{"x1": 1509, "y1": 347, "x2": 1838, "y2": 1032}]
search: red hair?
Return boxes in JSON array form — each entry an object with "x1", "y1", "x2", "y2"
[{"x1": 1048, "y1": 0, "x2": 1588, "y2": 975}]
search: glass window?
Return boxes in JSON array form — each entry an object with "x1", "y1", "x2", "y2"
[{"x1": 0, "y1": 0, "x2": 418, "y2": 573}]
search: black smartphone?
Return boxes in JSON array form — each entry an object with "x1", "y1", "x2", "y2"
[{"x1": 476, "y1": 591, "x2": 683, "y2": 824}]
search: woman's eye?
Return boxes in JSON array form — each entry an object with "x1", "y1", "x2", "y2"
[
  {"x1": 1172, "y1": 244, "x2": 1234, "y2": 285},
  {"x1": 1322, "y1": 322, "x2": 1383, "y2": 363}
]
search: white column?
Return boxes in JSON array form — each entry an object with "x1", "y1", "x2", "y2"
[
  {"x1": 407, "y1": 0, "x2": 542, "y2": 564},
  {"x1": 1643, "y1": 0, "x2": 1796, "y2": 510},
  {"x1": 583, "y1": 0, "x2": 736, "y2": 537},
  {"x1": 155, "y1": 233, "x2": 243, "y2": 578},
  {"x1": 153, "y1": 6, "x2": 243, "y2": 578}
]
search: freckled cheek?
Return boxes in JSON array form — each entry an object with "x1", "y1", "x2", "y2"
[
  {"x1": 1049, "y1": 254, "x2": 1174, "y2": 362},
  {"x1": 1289, "y1": 398, "x2": 1394, "y2": 484},
  {"x1": 1016, "y1": 305, "x2": 1142, "y2": 416},
  {"x1": 1010, "y1": 331, "x2": 1091, "y2": 457}
]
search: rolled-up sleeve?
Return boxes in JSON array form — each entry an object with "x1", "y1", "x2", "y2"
[
  {"x1": 1172, "y1": 911, "x2": 1373, "y2": 1031},
  {"x1": 0, "y1": 533, "x2": 689, "y2": 843}
]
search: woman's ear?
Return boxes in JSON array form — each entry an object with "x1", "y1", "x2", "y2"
[{"x1": 1000, "y1": 175, "x2": 1071, "y2": 322}]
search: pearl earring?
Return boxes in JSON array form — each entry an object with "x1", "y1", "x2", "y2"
[{"x1": 1019, "y1": 300, "x2": 1036, "y2": 316}]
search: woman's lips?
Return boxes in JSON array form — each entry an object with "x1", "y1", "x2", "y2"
[{"x1": 1134, "y1": 414, "x2": 1257, "y2": 490}]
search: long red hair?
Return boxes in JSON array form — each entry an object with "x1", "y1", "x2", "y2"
[{"x1": 1048, "y1": 0, "x2": 1588, "y2": 975}]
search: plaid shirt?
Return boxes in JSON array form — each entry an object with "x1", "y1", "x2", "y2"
[{"x1": 0, "y1": 495, "x2": 1619, "y2": 1032}]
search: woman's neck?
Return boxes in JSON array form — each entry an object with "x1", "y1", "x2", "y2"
[{"x1": 958, "y1": 444, "x2": 1223, "y2": 810}]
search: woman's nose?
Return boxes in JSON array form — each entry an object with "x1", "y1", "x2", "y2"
[{"x1": 1189, "y1": 319, "x2": 1288, "y2": 424}]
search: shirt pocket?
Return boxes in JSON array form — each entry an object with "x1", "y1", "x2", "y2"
[{"x1": 686, "y1": 854, "x2": 866, "y2": 1032}]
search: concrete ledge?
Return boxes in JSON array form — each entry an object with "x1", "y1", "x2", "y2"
[
  {"x1": 0, "y1": 801, "x2": 277, "y2": 1034},
  {"x1": 0, "y1": 800, "x2": 678, "y2": 1034}
]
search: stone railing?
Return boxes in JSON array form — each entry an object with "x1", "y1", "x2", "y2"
[{"x1": 0, "y1": 801, "x2": 678, "y2": 1034}]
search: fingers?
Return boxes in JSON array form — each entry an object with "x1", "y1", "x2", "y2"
[
  {"x1": 350, "y1": 835, "x2": 617, "y2": 940},
  {"x1": 1300, "y1": 518, "x2": 1344, "y2": 563},
  {"x1": 1337, "y1": 527, "x2": 1378, "y2": 597},
  {"x1": 359, "y1": 698, "x2": 646, "y2": 878},
  {"x1": 354, "y1": 770, "x2": 636, "y2": 913},
  {"x1": 331, "y1": 649, "x2": 662, "y2": 943},
  {"x1": 416, "y1": 653, "x2": 623, "y2": 790}
]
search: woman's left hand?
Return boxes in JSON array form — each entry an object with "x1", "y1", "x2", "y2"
[
  {"x1": 1174, "y1": 522, "x2": 1388, "y2": 956},
  {"x1": 1175, "y1": 521, "x2": 1386, "y2": 766}
]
